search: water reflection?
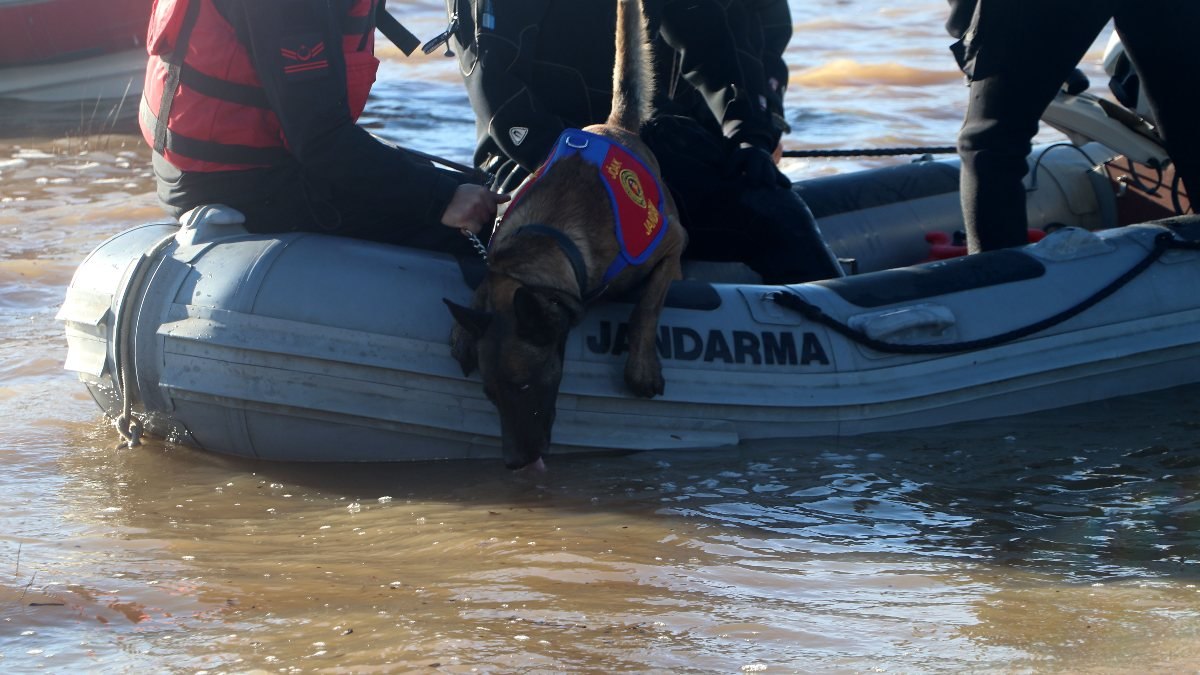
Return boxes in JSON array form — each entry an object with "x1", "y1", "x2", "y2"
[
  {"x1": 660, "y1": 393, "x2": 1200, "y2": 582},
  {"x1": 17, "y1": 385, "x2": 1196, "y2": 670},
  {"x1": 0, "y1": 96, "x2": 138, "y2": 139},
  {"x1": 51, "y1": 384, "x2": 1200, "y2": 584}
]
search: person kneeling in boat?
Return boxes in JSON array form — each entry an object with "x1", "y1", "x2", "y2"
[
  {"x1": 948, "y1": 0, "x2": 1200, "y2": 253},
  {"x1": 441, "y1": 0, "x2": 844, "y2": 284},
  {"x1": 139, "y1": 0, "x2": 506, "y2": 254}
]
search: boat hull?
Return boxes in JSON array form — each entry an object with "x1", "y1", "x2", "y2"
[
  {"x1": 59, "y1": 207, "x2": 1200, "y2": 462},
  {"x1": 0, "y1": 49, "x2": 145, "y2": 102}
]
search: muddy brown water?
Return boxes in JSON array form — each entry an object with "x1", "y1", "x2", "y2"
[{"x1": 2, "y1": 2, "x2": 1199, "y2": 672}]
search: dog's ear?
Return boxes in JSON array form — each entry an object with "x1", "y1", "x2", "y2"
[
  {"x1": 513, "y1": 287, "x2": 578, "y2": 345},
  {"x1": 444, "y1": 298, "x2": 492, "y2": 338}
]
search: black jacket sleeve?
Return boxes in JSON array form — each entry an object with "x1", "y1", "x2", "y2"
[
  {"x1": 232, "y1": 0, "x2": 467, "y2": 229},
  {"x1": 946, "y1": 0, "x2": 978, "y2": 39},
  {"x1": 454, "y1": 0, "x2": 567, "y2": 174},
  {"x1": 656, "y1": 0, "x2": 782, "y2": 152}
]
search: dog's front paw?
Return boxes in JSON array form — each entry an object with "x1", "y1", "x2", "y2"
[
  {"x1": 450, "y1": 323, "x2": 479, "y2": 376},
  {"x1": 624, "y1": 356, "x2": 665, "y2": 398}
]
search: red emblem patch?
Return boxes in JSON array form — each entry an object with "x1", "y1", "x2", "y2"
[
  {"x1": 280, "y1": 33, "x2": 328, "y2": 81},
  {"x1": 600, "y1": 145, "x2": 663, "y2": 262}
]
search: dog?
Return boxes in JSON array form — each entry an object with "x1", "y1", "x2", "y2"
[{"x1": 444, "y1": 0, "x2": 686, "y2": 471}]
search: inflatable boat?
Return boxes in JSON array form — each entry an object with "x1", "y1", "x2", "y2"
[
  {"x1": 0, "y1": 0, "x2": 148, "y2": 102},
  {"x1": 58, "y1": 89, "x2": 1200, "y2": 462}
]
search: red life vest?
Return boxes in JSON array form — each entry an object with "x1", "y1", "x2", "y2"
[{"x1": 139, "y1": 0, "x2": 380, "y2": 172}]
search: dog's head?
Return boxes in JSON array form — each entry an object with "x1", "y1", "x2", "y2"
[{"x1": 446, "y1": 284, "x2": 583, "y2": 470}]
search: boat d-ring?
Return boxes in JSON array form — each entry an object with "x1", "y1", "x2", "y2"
[
  {"x1": 110, "y1": 231, "x2": 178, "y2": 448},
  {"x1": 565, "y1": 134, "x2": 590, "y2": 149}
]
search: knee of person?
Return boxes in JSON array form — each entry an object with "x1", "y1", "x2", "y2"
[
  {"x1": 958, "y1": 119, "x2": 1038, "y2": 156},
  {"x1": 737, "y1": 185, "x2": 814, "y2": 221}
]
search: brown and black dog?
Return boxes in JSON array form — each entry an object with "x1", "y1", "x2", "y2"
[{"x1": 445, "y1": 0, "x2": 686, "y2": 470}]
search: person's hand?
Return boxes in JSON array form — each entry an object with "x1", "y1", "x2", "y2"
[
  {"x1": 440, "y1": 184, "x2": 510, "y2": 234},
  {"x1": 725, "y1": 142, "x2": 792, "y2": 189}
]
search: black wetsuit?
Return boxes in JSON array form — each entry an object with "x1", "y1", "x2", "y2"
[
  {"x1": 450, "y1": 0, "x2": 844, "y2": 284},
  {"x1": 949, "y1": 0, "x2": 1200, "y2": 252},
  {"x1": 149, "y1": 0, "x2": 476, "y2": 255}
]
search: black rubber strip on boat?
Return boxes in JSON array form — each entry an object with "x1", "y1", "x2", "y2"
[
  {"x1": 814, "y1": 249, "x2": 1045, "y2": 309},
  {"x1": 774, "y1": 230, "x2": 1200, "y2": 354}
]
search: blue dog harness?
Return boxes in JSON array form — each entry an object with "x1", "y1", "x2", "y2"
[{"x1": 498, "y1": 129, "x2": 669, "y2": 295}]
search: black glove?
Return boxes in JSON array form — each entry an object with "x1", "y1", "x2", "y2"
[{"x1": 724, "y1": 142, "x2": 791, "y2": 189}]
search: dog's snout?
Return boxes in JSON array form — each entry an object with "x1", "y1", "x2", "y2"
[{"x1": 500, "y1": 422, "x2": 550, "y2": 471}]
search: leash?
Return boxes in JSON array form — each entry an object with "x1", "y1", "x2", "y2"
[{"x1": 461, "y1": 228, "x2": 488, "y2": 263}]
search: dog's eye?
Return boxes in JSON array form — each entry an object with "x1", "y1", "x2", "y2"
[{"x1": 519, "y1": 384, "x2": 531, "y2": 391}]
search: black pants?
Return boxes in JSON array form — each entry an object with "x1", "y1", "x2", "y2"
[
  {"x1": 642, "y1": 115, "x2": 843, "y2": 284},
  {"x1": 956, "y1": 0, "x2": 1200, "y2": 252},
  {"x1": 153, "y1": 152, "x2": 476, "y2": 257}
]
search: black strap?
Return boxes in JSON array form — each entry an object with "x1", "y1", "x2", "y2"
[
  {"x1": 512, "y1": 224, "x2": 598, "y2": 302},
  {"x1": 153, "y1": 0, "x2": 204, "y2": 155},
  {"x1": 178, "y1": 64, "x2": 271, "y2": 108},
  {"x1": 141, "y1": 100, "x2": 293, "y2": 166},
  {"x1": 375, "y1": 0, "x2": 421, "y2": 56}
]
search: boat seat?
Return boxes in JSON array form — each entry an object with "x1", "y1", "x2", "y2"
[{"x1": 815, "y1": 249, "x2": 1046, "y2": 308}]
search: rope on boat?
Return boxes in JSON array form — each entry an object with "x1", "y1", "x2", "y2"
[
  {"x1": 781, "y1": 146, "x2": 958, "y2": 159},
  {"x1": 771, "y1": 231, "x2": 1200, "y2": 355},
  {"x1": 111, "y1": 232, "x2": 178, "y2": 449}
]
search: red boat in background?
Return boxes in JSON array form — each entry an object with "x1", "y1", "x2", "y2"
[
  {"x1": 0, "y1": 0, "x2": 147, "y2": 66},
  {"x1": 0, "y1": 0, "x2": 150, "y2": 102}
]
